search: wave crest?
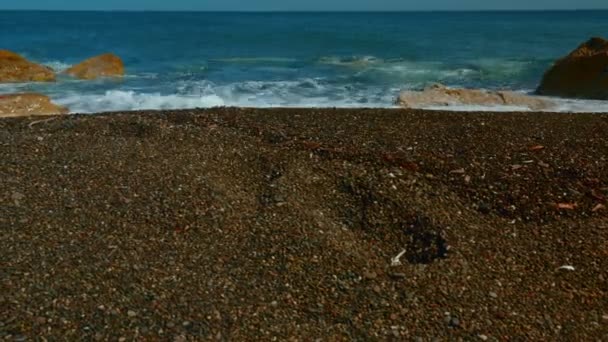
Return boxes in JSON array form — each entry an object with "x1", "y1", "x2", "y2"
[
  {"x1": 318, "y1": 55, "x2": 383, "y2": 67},
  {"x1": 43, "y1": 61, "x2": 72, "y2": 72},
  {"x1": 56, "y1": 90, "x2": 225, "y2": 113},
  {"x1": 213, "y1": 57, "x2": 298, "y2": 64}
]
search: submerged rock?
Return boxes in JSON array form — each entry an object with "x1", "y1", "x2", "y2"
[
  {"x1": 0, "y1": 93, "x2": 68, "y2": 117},
  {"x1": 397, "y1": 84, "x2": 553, "y2": 110},
  {"x1": 537, "y1": 37, "x2": 608, "y2": 100},
  {"x1": 65, "y1": 53, "x2": 124, "y2": 80},
  {"x1": 0, "y1": 50, "x2": 56, "y2": 83}
]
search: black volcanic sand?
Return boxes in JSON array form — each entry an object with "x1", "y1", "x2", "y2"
[{"x1": 1, "y1": 108, "x2": 607, "y2": 340}]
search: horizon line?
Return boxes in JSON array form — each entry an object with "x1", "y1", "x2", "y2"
[{"x1": 1, "y1": 9, "x2": 607, "y2": 12}]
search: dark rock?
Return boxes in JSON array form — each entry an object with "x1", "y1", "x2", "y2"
[
  {"x1": 478, "y1": 202, "x2": 492, "y2": 214},
  {"x1": 537, "y1": 37, "x2": 608, "y2": 99}
]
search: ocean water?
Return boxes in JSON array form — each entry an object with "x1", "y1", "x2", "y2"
[{"x1": 1, "y1": 10, "x2": 607, "y2": 112}]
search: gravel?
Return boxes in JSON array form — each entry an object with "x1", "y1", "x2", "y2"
[{"x1": 1, "y1": 108, "x2": 607, "y2": 340}]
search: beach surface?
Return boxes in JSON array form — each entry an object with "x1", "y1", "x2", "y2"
[{"x1": 1, "y1": 108, "x2": 607, "y2": 340}]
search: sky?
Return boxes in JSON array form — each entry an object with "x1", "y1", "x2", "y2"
[{"x1": 2, "y1": 0, "x2": 607, "y2": 11}]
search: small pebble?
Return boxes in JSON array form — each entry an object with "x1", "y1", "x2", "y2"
[
  {"x1": 478, "y1": 334, "x2": 488, "y2": 341},
  {"x1": 173, "y1": 335, "x2": 187, "y2": 342},
  {"x1": 445, "y1": 316, "x2": 460, "y2": 328},
  {"x1": 489, "y1": 291, "x2": 498, "y2": 298},
  {"x1": 389, "y1": 272, "x2": 406, "y2": 279},
  {"x1": 11, "y1": 192, "x2": 25, "y2": 202},
  {"x1": 363, "y1": 271, "x2": 377, "y2": 280},
  {"x1": 478, "y1": 202, "x2": 491, "y2": 214},
  {"x1": 127, "y1": 310, "x2": 137, "y2": 318}
]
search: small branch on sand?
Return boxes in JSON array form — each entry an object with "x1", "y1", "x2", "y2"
[
  {"x1": 28, "y1": 116, "x2": 59, "y2": 129},
  {"x1": 391, "y1": 249, "x2": 407, "y2": 267}
]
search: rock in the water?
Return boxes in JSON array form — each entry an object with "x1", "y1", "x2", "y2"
[
  {"x1": 397, "y1": 84, "x2": 553, "y2": 110},
  {"x1": 0, "y1": 50, "x2": 56, "y2": 83},
  {"x1": 537, "y1": 37, "x2": 608, "y2": 100},
  {"x1": 65, "y1": 53, "x2": 124, "y2": 80},
  {"x1": 0, "y1": 93, "x2": 68, "y2": 117}
]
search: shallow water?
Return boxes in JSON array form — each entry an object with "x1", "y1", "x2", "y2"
[{"x1": 1, "y1": 10, "x2": 607, "y2": 112}]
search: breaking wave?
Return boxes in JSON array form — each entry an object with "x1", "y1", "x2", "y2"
[
  {"x1": 43, "y1": 61, "x2": 72, "y2": 73},
  {"x1": 4, "y1": 56, "x2": 605, "y2": 114},
  {"x1": 213, "y1": 57, "x2": 298, "y2": 64},
  {"x1": 318, "y1": 55, "x2": 383, "y2": 67},
  {"x1": 56, "y1": 90, "x2": 226, "y2": 113},
  {"x1": 54, "y1": 79, "x2": 400, "y2": 113},
  {"x1": 52, "y1": 85, "x2": 608, "y2": 114}
]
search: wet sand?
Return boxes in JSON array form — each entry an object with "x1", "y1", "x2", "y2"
[{"x1": 1, "y1": 108, "x2": 607, "y2": 340}]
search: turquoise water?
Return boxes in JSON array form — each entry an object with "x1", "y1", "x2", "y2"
[{"x1": 1, "y1": 10, "x2": 607, "y2": 111}]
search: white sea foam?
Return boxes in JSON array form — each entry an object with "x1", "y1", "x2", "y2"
[
  {"x1": 361, "y1": 62, "x2": 477, "y2": 84},
  {"x1": 549, "y1": 97, "x2": 608, "y2": 113},
  {"x1": 470, "y1": 59, "x2": 535, "y2": 77},
  {"x1": 123, "y1": 72, "x2": 159, "y2": 80},
  {"x1": 56, "y1": 90, "x2": 225, "y2": 113},
  {"x1": 47, "y1": 81, "x2": 608, "y2": 114},
  {"x1": 318, "y1": 55, "x2": 383, "y2": 67},
  {"x1": 214, "y1": 57, "x2": 298, "y2": 63},
  {"x1": 43, "y1": 61, "x2": 72, "y2": 72},
  {"x1": 173, "y1": 79, "x2": 396, "y2": 108},
  {"x1": 54, "y1": 83, "x2": 397, "y2": 113}
]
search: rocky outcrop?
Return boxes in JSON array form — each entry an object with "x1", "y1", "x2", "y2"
[
  {"x1": 397, "y1": 84, "x2": 554, "y2": 110},
  {"x1": 0, "y1": 50, "x2": 56, "y2": 83},
  {"x1": 536, "y1": 37, "x2": 608, "y2": 100},
  {"x1": 0, "y1": 93, "x2": 68, "y2": 117},
  {"x1": 65, "y1": 53, "x2": 124, "y2": 80}
]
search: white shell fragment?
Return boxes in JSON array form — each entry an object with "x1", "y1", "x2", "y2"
[
  {"x1": 557, "y1": 265, "x2": 575, "y2": 271},
  {"x1": 391, "y1": 249, "x2": 407, "y2": 267}
]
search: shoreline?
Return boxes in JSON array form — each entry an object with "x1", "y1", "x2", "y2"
[
  {"x1": 2, "y1": 90, "x2": 608, "y2": 115},
  {"x1": 3, "y1": 105, "x2": 608, "y2": 119},
  {"x1": 2, "y1": 108, "x2": 607, "y2": 339}
]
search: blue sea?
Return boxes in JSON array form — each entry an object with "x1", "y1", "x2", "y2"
[{"x1": 1, "y1": 10, "x2": 607, "y2": 112}]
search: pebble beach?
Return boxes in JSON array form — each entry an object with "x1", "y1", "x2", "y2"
[{"x1": 2, "y1": 108, "x2": 607, "y2": 340}]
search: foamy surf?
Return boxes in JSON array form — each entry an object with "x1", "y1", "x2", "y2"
[
  {"x1": 52, "y1": 89, "x2": 607, "y2": 114},
  {"x1": 56, "y1": 90, "x2": 225, "y2": 113},
  {"x1": 213, "y1": 57, "x2": 299, "y2": 64},
  {"x1": 54, "y1": 89, "x2": 398, "y2": 113},
  {"x1": 318, "y1": 55, "x2": 383, "y2": 67},
  {"x1": 43, "y1": 61, "x2": 72, "y2": 73},
  {"x1": 4, "y1": 11, "x2": 607, "y2": 115}
]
